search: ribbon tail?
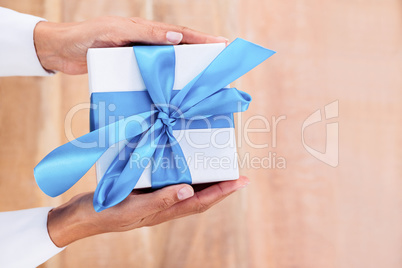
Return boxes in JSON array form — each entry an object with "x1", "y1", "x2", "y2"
[
  {"x1": 96, "y1": 133, "x2": 143, "y2": 191},
  {"x1": 151, "y1": 128, "x2": 192, "y2": 188},
  {"x1": 34, "y1": 111, "x2": 154, "y2": 197},
  {"x1": 93, "y1": 120, "x2": 164, "y2": 212}
]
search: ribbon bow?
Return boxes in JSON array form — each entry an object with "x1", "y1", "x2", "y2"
[{"x1": 34, "y1": 38, "x2": 275, "y2": 212}]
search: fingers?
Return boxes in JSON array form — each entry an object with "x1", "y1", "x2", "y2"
[
  {"x1": 124, "y1": 183, "x2": 194, "y2": 218},
  {"x1": 191, "y1": 176, "x2": 250, "y2": 212},
  {"x1": 144, "y1": 19, "x2": 229, "y2": 44},
  {"x1": 143, "y1": 176, "x2": 250, "y2": 226},
  {"x1": 124, "y1": 17, "x2": 228, "y2": 45}
]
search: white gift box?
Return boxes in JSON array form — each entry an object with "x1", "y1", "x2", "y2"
[{"x1": 87, "y1": 43, "x2": 239, "y2": 188}]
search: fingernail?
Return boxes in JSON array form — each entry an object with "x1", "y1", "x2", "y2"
[
  {"x1": 217, "y1": 36, "x2": 229, "y2": 42},
  {"x1": 217, "y1": 36, "x2": 229, "y2": 46},
  {"x1": 166, "y1": 31, "x2": 183, "y2": 44},
  {"x1": 236, "y1": 181, "x2": 250, "y2": 190},
  {"x1": 178, "y1": 186, "x2": 194, "y2": 200}
]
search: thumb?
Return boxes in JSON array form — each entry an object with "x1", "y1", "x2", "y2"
[{"x1": 139, "y1": 184, "x2": 194, "y2": 215}]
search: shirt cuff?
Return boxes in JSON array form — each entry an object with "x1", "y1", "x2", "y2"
[
  {"x1": 0, "y1": 207, "x2": 65, "y2": 267},
  {"x1": 0, "y1": 7, "x2": 54, "y2": 76}
]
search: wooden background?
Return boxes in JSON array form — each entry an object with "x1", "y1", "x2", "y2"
[{"x1": 0, "y1": 0, "x2": 401, "y2": 267}]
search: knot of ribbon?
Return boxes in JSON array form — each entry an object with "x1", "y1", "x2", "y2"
[
  {"x1": 157, "y1": 110, "x2": 177, "y2": 128},
  {"x1": 34, "y1": 38, "x2": 275, "y2": 212}
]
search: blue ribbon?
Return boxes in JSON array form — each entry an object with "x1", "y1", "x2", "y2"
[{"x1": 34, "y1": 38, "x2": 275, "y2": 212}]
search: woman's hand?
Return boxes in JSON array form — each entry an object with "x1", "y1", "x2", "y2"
[
  {"x1": 47, "y1": 176, "x2": 249, "y2": 247},
  {"x1": 34, "y1": 16, "x2": 228, "y2": 74}
]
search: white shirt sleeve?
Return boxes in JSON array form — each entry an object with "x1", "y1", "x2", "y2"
[
  {"x1": 0, "y1": 207, "x2": 65, "y2": 267},
  {"x1": 0, "y1": 7, "x2": 53, "y2": 76},
  {"x1": 0, "y1": 8, "x2": 65, "y2": 267}
]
